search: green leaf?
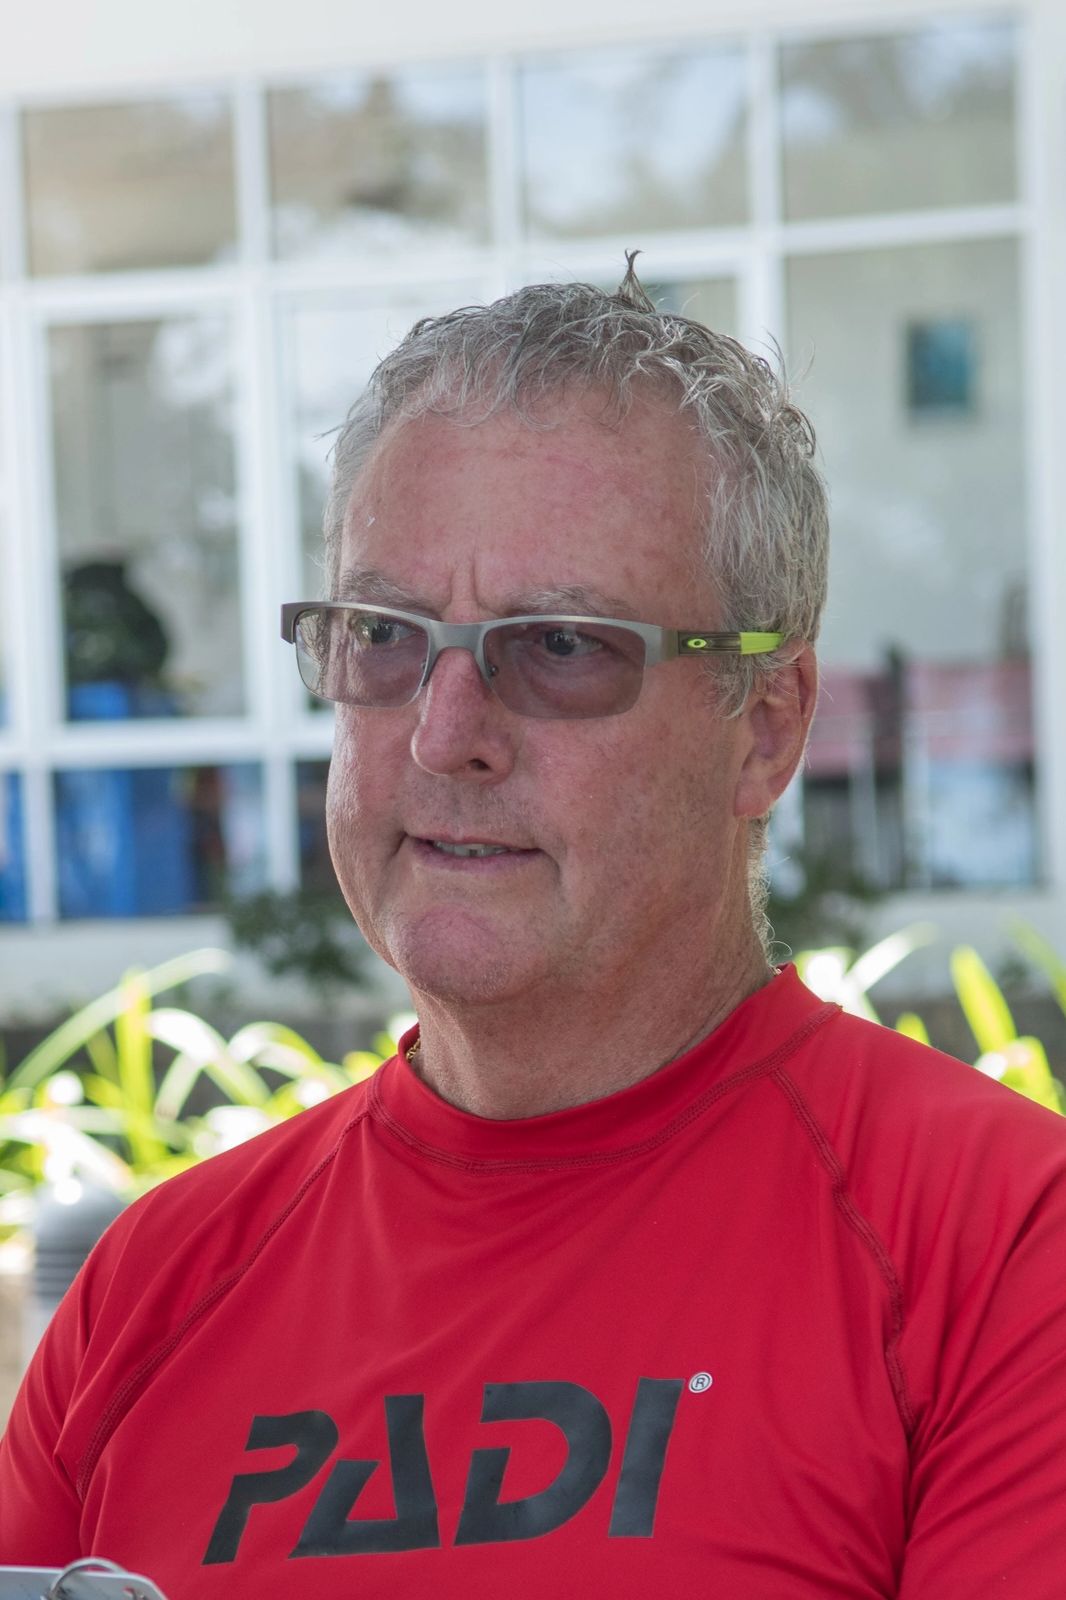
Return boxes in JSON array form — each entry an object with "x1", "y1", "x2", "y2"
[
  {"x1": 895, "y1": 1012, "x2": 931, "y2": 1045},
  {"x1": 115, "y1": 974, "x2": 167, "y2": 1169},
  {"x1": 1009, "y1": 920, "x2": 1066, "y2": 1020},
  {"x1": 5, "y1": 949, "x2": 230, "y2": 1093},
  {"x1": 152, "y1": 1053, "x2": 206, "y2": 1125},
  {"x1": 148, "y1": 1010, "x2": 270, "y2": 1110},
  {"x1": 343, "y1": 1051, "x2": 386, "y2": 1084},
  {"x1": 846, "y1": 924, "x2": 937, "y2": 999},
  {"x1": 226, "y1": 1021, "x2": 326, "y2": 1068},
  {"x1": 998, "y1": 1037, "x2": 1065, "y2": 1115},
  {"x1": 263, "y1": 1083, "x2": 321, "y2": 1121},
  {"x1": 795, "y1": 947, "x2": 853, "y2": 988},
  {"x1": 951, "y1": 946, "x2": 1017, "y2": 1056},
  {"x1": 83, "y1": 1027, "x2": 118, "y2": 1084},
  {"x1": 43, "y1": 1106, "x2": 128, "y2": 1136},
  {"x1": 224, "y1": 1022, "x2": 341, "y2": 1086},
  {"x1": 0, "y1": 1110, "x2": 133, "y2": 1192},
  {"x1": 81, "y1": 1075, "x2": 125, "y2": 1111}
]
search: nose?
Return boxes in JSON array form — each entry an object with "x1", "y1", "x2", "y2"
[{"x1": 409, "y1": 645, "x2": 516, "y2": 779}]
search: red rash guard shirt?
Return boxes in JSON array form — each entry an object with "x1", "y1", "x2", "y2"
[{"x1": 3, "y1": 967, "x2": 1066, "y2": 1596}]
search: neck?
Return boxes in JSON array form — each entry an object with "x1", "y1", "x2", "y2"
[{"x1": 406, "y1": 942, "x2": 774, "y2": 1120}]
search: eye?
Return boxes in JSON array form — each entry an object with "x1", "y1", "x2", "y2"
[
  {"x1": 539, "y1": 627, "x2": 603, "y2": 659},
  {"x1": 350, "y1": 613, "x2": 414, "y2": 647}
]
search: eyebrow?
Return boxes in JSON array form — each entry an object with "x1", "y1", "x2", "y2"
[
  {"x1": 511, "y1": 585, "x2": 640, "y2": 620},
  {"x1": 335, "y1": 566, "x2": 432, "y2": 609},
  {"x1": 334, "y1": 566, "x2": 641, "y2": 621}
]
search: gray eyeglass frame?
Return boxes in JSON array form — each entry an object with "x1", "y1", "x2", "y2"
[{"x1": 280, "y1": 601, "x2": 783, "y2": 705}]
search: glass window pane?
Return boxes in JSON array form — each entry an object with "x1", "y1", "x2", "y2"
[
  {"x1": 0, "y1": 523, "x2": 7, "y2": 731},
  {"x1": 0, "y1": 551, "x2": 7, "y2": 726},
  {"x1": 781, "y1": 20, "x2": 1017, "y2": 220},
  {"x1": 269, "y1": 67, "x2": 489, "y2": 260},
  {"x1": 0, "y1": 774, "x2": 27, "y2": 922},
  {"x1": 54, "y1": 762, "x2": 265, "y2": 918},
  {"x1": 519, "y1": 43, "x2": 748, "y2": 238},
  {"x1": 49, "y1": 317, "x2": 243, "y2": 719},
  {"x1": 297, "y1": 759, "x2": 335, "y2": 892},
  {"x1": 283, "y1": 294, "x2": 461, "y2": 598},
  {"x1": 788, "y1": 237, "x2": 1035, "y2": 888},
  {"x1": 646, "y1": 277, "x2": 738, "y2": 338},
  {"x1": 23, "y1": 96, "x2": 236, "y2": 276},
  {"x1": 0, "y1": 324, "x2": 8, "y2": 727}
]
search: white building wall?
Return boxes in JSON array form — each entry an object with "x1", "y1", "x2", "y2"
[{"x1": 1, "y1": 0, "x2": 1010, "y2": 94}]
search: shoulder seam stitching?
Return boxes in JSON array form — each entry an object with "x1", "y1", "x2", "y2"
[{"x1": 770, "y1": 1063, "x2": 916, "y2": 1436}]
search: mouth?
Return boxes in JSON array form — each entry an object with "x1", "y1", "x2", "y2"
[
  {"x1": 429, "y1": 841, "x2": 514, "y2": 858},
  {"x1": 407, "y1": 836, "x2": 541, "y2": 869}
]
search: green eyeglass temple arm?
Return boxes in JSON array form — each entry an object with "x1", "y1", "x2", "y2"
[{"x1": 678, "y1": 631, "x2": 784, "y2": 656}]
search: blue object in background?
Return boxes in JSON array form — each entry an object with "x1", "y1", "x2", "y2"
[
  {"x1": 0, "y1": 772, "x2": 27, "y2": 922},
  {"x1": 906, "y1": 317, "x2": 977, "y2": 416},
  {"x1": 66, "y1": 680, "x2": 177, "y2": 722},
  {"x1": 57, "y1": 681, "x2": 193, "y2": 917},
  {"x1": 55, "y1": 764, "x2": 195, "y2": 917}
]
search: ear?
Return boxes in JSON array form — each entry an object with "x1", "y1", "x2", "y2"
[{"x1": 733, "y1": 643, "x2": 819, "y2": 819}]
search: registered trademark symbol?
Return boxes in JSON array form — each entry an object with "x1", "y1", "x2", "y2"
[{"x1": 689, "y1": 1371, "x2": 713, "y2": 1394}]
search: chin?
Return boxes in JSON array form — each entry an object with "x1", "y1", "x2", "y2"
[{"x1": 384, "y1": 908, "x2": 543, "y2": 1007}]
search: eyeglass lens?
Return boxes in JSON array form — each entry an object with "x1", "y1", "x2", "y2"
[{"x1": 293, "y1": 606, "x2": 647, "y2": 719}]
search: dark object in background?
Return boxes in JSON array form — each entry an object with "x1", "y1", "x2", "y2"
[
  {"x1": 27, "y1": 1181, "x2": 127, "y2": 1353},
  {"x1": 63, "y1": 559, "x2": 169, "y2": 690},
  {"x1": 906, "y1": 317, "x2": 978, "y2": 419}
]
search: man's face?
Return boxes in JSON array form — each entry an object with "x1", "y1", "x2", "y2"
[{"x1": 326, "y1": 390, "x2": 772, "y2": 1010}]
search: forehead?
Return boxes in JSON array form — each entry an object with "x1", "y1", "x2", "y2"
[{"x1": 339, "y1": 391, "x2": 716, "y2": 617}]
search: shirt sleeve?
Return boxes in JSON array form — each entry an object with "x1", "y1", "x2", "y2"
[
  {"x1": 897, "y1": 1162, "x2": 1066, "y2": 1596},
  {"x1": 0, "y1": 1270, "x2": 90, "y2": 1561}
]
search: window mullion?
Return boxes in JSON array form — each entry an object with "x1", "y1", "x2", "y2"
[
  {"x1": 237, "y1": 75, "x2": 301, "y2": 892},
  {"x1": 234, "y1": 76, "x2": 271, "y2": 266},
  {"x1": 487, "y1": 54, "x2": 521, "y2": 296},
  {"x1": 749, "y1": 27, "x2": 805, "y2": 865},
  {"x1": 1020, "y1": 0, "x2": 1066, "y2": 893},
  {"x1": 242, "y1": 280, "x2": 301, "y2": 892}
]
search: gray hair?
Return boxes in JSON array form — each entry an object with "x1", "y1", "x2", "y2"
[{"x1": 324, "y1": 259, "x2": 828, "y2": 719}]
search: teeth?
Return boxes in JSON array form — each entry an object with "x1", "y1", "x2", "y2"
[{"x1": 431, "y1": 841, "x2": 511, "y2": 858}]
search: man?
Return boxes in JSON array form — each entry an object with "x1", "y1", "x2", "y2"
[{"x1": 3, "y1": 266, "x2": 1065, "y2": 1596}]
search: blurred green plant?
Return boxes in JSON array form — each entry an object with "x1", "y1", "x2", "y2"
[
  {"x1": 0, "y1": 949, "x2": 399, "y2": 1235},
  {"x1": 768, "y1": 848, "x2": 883, "y2": 959},
  {"x1": 5, "y1": 915, "x2": 1065, "y2": 1241},
  {"x1": 223, "y1": 888, "x2": 371, "y2": 999},
  {"x1": 793, "y1": 924, "x2": 938, "y2": 1023},
  {"x1": 949, "y1": 945, "x2": 1064, "y2": 1113},
  {"x1": 797, "y1": 921, "x2": 1066, "y2": 1115}
]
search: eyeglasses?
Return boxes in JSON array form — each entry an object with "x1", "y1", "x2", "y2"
[{"x1": 280, "y1": 601, "x2": 783, "y2": 721}]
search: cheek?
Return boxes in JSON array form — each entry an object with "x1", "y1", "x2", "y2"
[
  {"x1": 539, "y1": 735, "x2": 678, "y2": 887},
  {"x1": 326, "y1": 717, "x2": 395, "y2": 863},
  {"x1": 621, "y1": 736, "x2": 735, "y2": 872},
  {"x1": 325, "y1": 720, "x2": 357, "y2": 830}
]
